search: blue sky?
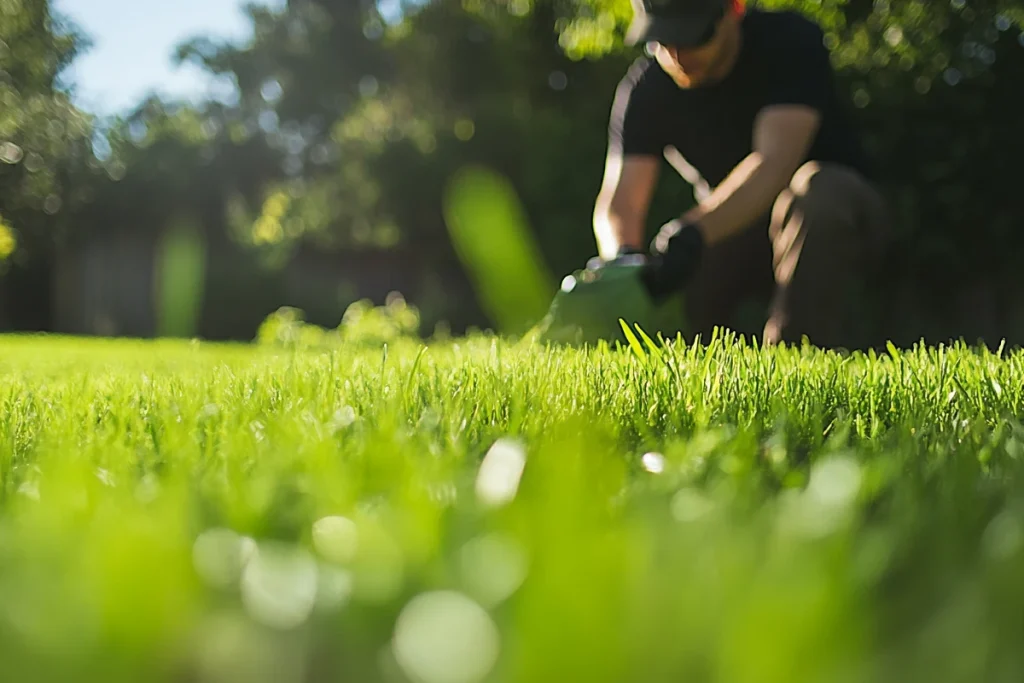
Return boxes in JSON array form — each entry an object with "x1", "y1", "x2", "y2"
[{"x1": 54, "y1": 0, "x2": 286, "y2": 117}]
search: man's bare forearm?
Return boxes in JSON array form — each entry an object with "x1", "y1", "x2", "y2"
[
  {"x1": 681, "y1": 152, "x2": 791, "y2": 245},
  {"x1": 681, "y1": 106, "x2": 820, "y2": 245}
]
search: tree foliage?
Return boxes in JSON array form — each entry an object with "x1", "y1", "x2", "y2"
[
  {"x1": 6, "y1": 0, "x2": 1024, "y2": 341},
  {"x1": 0, "y1": 0, "x2": 94, "y2": 262}
]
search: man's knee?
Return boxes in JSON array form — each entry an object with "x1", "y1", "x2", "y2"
[
  {"x1": 772, "y1": 161, "x2": 890, "y2": 249},
  {"x1": 763, "y1": 162, "x2": 891, "y2": 349},
  {"x1": 789, "y1": 162, "x2": 868, "y2": 217}
]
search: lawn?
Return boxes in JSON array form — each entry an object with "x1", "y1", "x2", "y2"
[{"x1": 1, "y1": 327, "x2": 1023, "y2": 683}]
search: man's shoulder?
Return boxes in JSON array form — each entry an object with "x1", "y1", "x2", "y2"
[
  {"x1": 615, "y1": 56, "x2": 671, "y2": 101},
  {"x1": 618, "y1": 56, "x2": 663, "y2": 89},
  {"x1": 744, "y1": 8, "x2": 826, "y2": 46}
]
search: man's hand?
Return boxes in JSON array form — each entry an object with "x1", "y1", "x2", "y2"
[
  {"x1": 586, "y1": 245, "x2": 648, "y2": 271},
  {"x1": 641, "y1": 218, "x2": 706, "y2": 302}
]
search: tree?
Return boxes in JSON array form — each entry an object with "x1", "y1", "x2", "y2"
[{"x1": 0, "y1": 0, "x2": 95, "y2": 265}]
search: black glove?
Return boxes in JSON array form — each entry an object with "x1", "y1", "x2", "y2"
[
  {"x1": 639, "y1": 218, "x2": 706, "y2": 303},
  {"x1": 586, "y1": 245, "x2": 649, "y2": 271}
]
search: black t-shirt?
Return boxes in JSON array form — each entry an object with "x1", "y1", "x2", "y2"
[{"x1": 608, "y1": 8, "x2": 870, "y2": 190}]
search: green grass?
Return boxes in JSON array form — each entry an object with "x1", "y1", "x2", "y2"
[{"x1": 2, "y1": 329, "x2": 1024, "y2": 683}]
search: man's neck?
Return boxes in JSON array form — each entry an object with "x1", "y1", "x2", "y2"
[{"x1": 708, "y1": 22, "x2": 744, "y2": 83}]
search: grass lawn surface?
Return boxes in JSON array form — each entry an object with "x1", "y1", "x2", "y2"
[{"x1": 2, "y1": 329, "x2": 1024, "y2": 683}]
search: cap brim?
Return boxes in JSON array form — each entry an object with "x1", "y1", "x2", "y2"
[{"x1": 624, "y1": 12, "x2": 719, "y2": 47}]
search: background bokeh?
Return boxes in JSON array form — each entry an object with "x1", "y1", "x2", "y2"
[{"x1": 2, "y1": 0, "x2": 1024, "y2": 347}]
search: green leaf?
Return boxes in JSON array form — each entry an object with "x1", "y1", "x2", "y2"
[
  {"x1": 634, "y1": 323, "x2": 665, "y2": 363},
  {"x1": 619, "y1": 318, "x2": 648, "y2": 366}
]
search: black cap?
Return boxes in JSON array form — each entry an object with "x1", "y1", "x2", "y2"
[{"x1": 625, "y1": 0, "x2": 728, "y2": 47}]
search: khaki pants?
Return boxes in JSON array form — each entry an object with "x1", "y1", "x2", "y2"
[{"x1": 680, "y1": 161, "x2": 892, "y2": 350}]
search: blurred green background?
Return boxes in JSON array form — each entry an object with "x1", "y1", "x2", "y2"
[{"x1": 2, "y1": 0, "x2": 1024, "y2": 346}]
